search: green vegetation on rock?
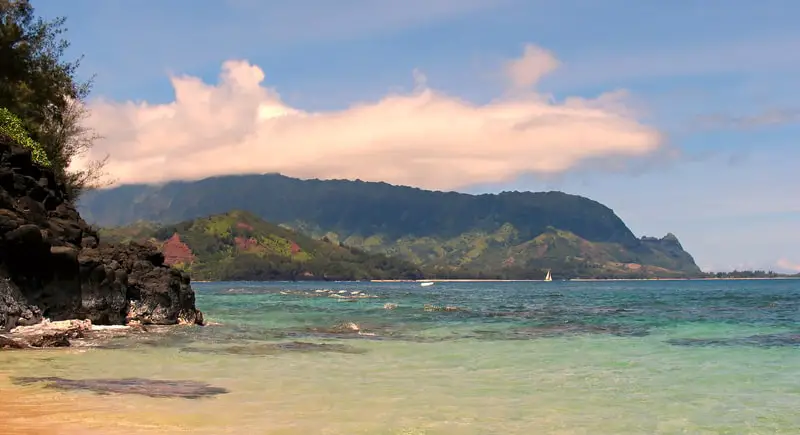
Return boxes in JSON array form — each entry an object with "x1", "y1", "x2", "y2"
[
  {"x1": 0, "y1": 107, "x2": 50, "y2": 166},
  {"x1": 100, "y1": 210, "x2": 424, "y2": 281}
]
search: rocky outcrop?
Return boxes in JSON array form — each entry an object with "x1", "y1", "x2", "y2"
[
  {"x1": 0, "y1": 319, "x2": 91, "y2": 349},
  {"x1": 0, "y1": 134, "x2": 203, "y2": 332},
  {"x1": 79, "y1": 242, "x2": 202, "y2": 325}
]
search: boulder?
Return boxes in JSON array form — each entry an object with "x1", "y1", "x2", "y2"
[
  {"x1": 0, "y1": 133, "x2": 203, "y2": 334},
  {"x1": 0, "y1": 319, "x2": 91, "y2": 349}
]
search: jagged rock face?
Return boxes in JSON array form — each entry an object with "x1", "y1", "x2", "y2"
[
  {"x1": 0, "y1": 135, "x2": 202, "y2": 329},
  {"x1": 80, "y1": 242, "x2": 200, "y2": 325}
]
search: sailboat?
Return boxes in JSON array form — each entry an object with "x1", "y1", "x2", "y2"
[{"x1": 544, "y1": 269, "x2": 552, "y2": 282}]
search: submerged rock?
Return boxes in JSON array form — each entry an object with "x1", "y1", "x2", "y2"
[
  {"x1": 181, "y1": 340, "x2": 367, "y2": 356},
  {"x1": 12, "y1": 376, "x2": 229, "y2": 399},
  {"x1": 330, "y1": 321, "x2": 361, "y2": 333},
  {"x1": 504, "y1": 323, "x2": 649, "y2": 339},
  {"x1": 668, "y1": 333, "x2": 800, "y2": 348},
  {"x1": 423, "y1": 304, "x2": 469, "y2": 313}
]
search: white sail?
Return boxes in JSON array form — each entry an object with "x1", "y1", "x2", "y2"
[{"x1": 544, "y1": 269, "x2": 552, "y2": 282}]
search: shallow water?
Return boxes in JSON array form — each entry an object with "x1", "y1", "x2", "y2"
[{"x1": 2, "y1": 280, "x2": 800, "y2": 434}]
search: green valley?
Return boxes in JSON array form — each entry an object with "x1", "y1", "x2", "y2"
[{"x1": 99, "y1": 210, "x2": 425, "y2": 281}]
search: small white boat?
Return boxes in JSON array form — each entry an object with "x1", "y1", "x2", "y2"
[
  {"x1": 544, "y1": 269, "x2": 552, "y2": 282},
  {"x1": 419, "y1": 281, "x2": 435, "y2": 287}
]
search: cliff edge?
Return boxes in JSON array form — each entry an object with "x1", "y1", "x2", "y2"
[{"x1": 0, "y1": 134, "x2": 202, "y2": 330}]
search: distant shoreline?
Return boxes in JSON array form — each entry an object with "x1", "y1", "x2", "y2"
[
  {"x1": 372, "y1": 277, "x2": 800, "y2": 283},
  {"x1": 190, "y1": 277, "x2": 798, "y2": 284}
]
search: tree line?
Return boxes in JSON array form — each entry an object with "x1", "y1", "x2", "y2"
[{"x1": 1, "y1": 0, "x2": 106, "y2": 197}]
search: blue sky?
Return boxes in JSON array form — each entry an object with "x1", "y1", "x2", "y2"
[{"x1": 36, "y1": 0, "x2": 799, "y2": 272}]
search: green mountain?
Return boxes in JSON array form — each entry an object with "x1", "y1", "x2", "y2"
[
  {"x1": 99, "y1": 210, "x2": 424, "y2": 281},
  {"x1": 81, "y1": 174, "x2": 702, "y2": 279}
]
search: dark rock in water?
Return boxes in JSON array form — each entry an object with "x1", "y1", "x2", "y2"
[
  {"x1": 505, "y1": 323, "x2": 649, "y2": 339},
  {"x1": 12, "y1": 376, "x2": 228, "y2": 399},
  {"x1": 80, "y1": 242, "x2": 201, "y2": 325},
  {"x1": 272, "y1": 341, "x2": 365, "y2": 353},
  {"x1": 0, "y1": 277, "x2": 43, "y2": 329},
  {"x1": 0, "y1": 334, "x2": 29, "y2": 349},
  {"x1": 423, "y1": 304, "x2": 469, "y2": 313},
  {"x1": 180, "y1": 340, "x2": 367, "y2": 356},
  {"x1": 0, "y1": 135, "x2": 202, "y2": 332},
  {"x1": 667, "y1": 333, "x2": 800, "y2": 348},
  {"x1": 300, "y1": 321, "x2": 397, "y2": 340}
]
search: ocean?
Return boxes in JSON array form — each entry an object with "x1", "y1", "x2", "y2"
[{"x1": 1, "y1": 279, "x2": 799, "y2": 434}]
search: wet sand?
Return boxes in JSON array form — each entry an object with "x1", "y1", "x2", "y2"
[
  {"x1": 0, "y1": 373, "x2": 102, "y2": 435},
  {"x1": 0, "y1": 373, "x2": 199, "y2": 435}
]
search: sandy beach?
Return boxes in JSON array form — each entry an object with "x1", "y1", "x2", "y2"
[{"x1": 0, "y1": 373, "x2": 105, "y2": 435}]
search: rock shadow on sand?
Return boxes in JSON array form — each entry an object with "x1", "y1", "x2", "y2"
[{"x1": 11, "y1": 377, "x2": 229, "y2": 399}]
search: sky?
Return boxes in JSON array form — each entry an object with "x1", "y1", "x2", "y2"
[{"x1": 34, "y1": 0, "x2": 800, "y2": 273}]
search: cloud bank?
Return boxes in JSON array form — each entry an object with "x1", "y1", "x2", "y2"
[{"x1": 77, "y1": 44, "x2": 662, "y2": 190}]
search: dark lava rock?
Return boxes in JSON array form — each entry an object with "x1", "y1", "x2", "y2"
[
  {"x1": 0, "y1": 134, "x2": 202, "y2": 331},
  {"x1": 80, "y1": 242, "x2": 201, "y2": 325},
  {"x1": 181, "y1": 340, "x2": 368, "y2": 356},
  {"x1": 12, "y1": 376, "x2": 229, "y2": 399}
]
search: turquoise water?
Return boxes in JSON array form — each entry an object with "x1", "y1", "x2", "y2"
[{"x1": 2, "y1": 279, "x2": 799, "y2": 434}]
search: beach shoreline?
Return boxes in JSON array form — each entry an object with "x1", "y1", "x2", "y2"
[
  {"x1": 371, "y1": 277, "x2": 800, "y2": 283},
  {"x1": 184, "y1": 277, "x2": 800, "y2": 285}
]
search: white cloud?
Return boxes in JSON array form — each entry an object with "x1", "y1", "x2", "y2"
[
  {"x1": 504, "y1": 44, "x2": 560, "y2": 89},
  {"x1": 75, "y1": 44, "x2": 663, "y2": 190}
]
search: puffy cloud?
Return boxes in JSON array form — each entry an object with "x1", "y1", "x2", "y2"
[
  {"x1": 76, "y1": 44, "x2": 662, "y2": 190},
  {"x1": 504, "y1": 44, "x2": 560, "y2": 89}
]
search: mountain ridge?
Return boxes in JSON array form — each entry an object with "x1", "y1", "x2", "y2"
[
  {"x1": 80, "y1": 173, "x2": 701, "y2": 278},
  {"x1": 81, "y1": 174, "x2": 637, "y2": 240}
]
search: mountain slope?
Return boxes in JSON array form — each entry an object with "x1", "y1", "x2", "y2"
[
  {"x1": 81, "y1": 174, "x2": 702, "y2": 278},
  {"x1": 99, "y1": 210, "x2": 425, "y2": 281},
  {"x1": 80, "y1": 174, "x2": 638, "y2": 244}
]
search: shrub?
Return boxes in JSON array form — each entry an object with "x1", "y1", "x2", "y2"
[{"x1": 0, "y1": 107, "x2": 51, "y2": 167}]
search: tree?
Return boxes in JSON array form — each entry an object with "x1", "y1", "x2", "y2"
[{"x1": 0, "y1": 0, "x2": 107, "y2": 197}]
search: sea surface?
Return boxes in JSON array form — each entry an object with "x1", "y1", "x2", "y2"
[{"x1": 1, "y1": 279, "x2": 799, "y2": 434}]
